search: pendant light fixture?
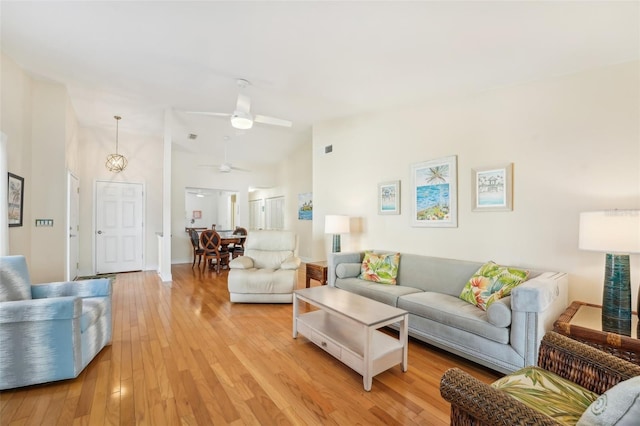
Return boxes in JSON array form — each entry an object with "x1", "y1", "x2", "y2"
[{"x1": 105, "y1": 115, "x2": 128, "y2": 172}]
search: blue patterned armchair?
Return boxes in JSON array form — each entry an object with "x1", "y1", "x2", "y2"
[{"x1": 0, "y1": 255, "x2": 112, "y2": 390}]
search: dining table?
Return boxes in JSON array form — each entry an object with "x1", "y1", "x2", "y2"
[{"x1": 217, "y1": 231, "x2": 246, "y2": 252}]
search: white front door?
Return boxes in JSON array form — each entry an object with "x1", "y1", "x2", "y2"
[
  {"x1": 67, "y1": 172, "x2": 80, "y2": 280},
  {"x1": 95, "y1": 181, "x2": 144, "y2": 274}
]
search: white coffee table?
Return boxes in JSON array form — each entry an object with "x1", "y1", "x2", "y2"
[{"x1": 293, "y1": 286, "x2": 408, "y2": 391}]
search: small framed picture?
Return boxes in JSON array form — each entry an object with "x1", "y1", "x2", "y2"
[
  {"x1": 472, "y1": 163, "x2": 513, "y2": 211},
  {"x1": 8, "y1": 172, "x2": 24, "y2": 227},
  {"x1": 378, "y1": 180, "x2": 400, "y2": 215},
  {"x1": 192, "y1": 210, "x2": 202, "y2": 219}
]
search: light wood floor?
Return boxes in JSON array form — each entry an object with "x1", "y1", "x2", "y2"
[{"x1": 0, "y1": 264, "x2": 501, "y2": 425}]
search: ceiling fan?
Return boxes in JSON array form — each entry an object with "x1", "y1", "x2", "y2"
[
  {"x1": 187, "y1": 79, "x2": 292, "y2": 130},
  {"x1": 198, "y1": 136, "x2": 251, "y2": 174}
]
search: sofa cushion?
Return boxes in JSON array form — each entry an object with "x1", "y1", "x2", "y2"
[
  {"x1": 577, "y1": 376, "x2": 640, "y2": 426},
  {"x1": 459, "y1": 261, "x2": 529, "y2": 310},
  {"x1": 244, "y1": 249, "x2": 293, "y2": 270},
  {"x1": 359, "y1": 251, "x2": 400, "y2": 284},
  {"x1": 228, "y1": 268, "x2": 296, "y2": 294},
  {"x1": 486, "y1": 297, "x2": 512, "y2": 328},
  {"x1": 335, "y1": 278, "x2": 422, "y2": 306},
  {"x1": 336, "y1": 263, "x2": 361, "y2": 279},
  {"x1": 493, "y1": 366, "x2": 598, "y2": 426},
  {"x1": 396, "y1": 254, "x2": 483, "y2": 296},
  {"x1": 397, "y1": 292, "x2": 510, "y2": 344},
  {"x1": 0, "y1": 256, "x2": 32, "y2": 302}
]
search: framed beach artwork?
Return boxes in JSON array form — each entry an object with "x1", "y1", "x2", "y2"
[
  {"x1": 298, "y1": 192, "x2": 312, "y2": 220},
  {"x1": 411, "y1": 155, "x2": 457, "y2": 227},
  {"x1": 378, "y1": 180, "x2": 400, "y2": 215},
  {"x1": 472, "y1": 163, "x2": 513, "y2": 212},
  {"x1": 8, "y1": 172, "x2": 24, "y2": 227}
]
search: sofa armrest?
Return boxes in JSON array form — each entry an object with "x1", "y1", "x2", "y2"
[
  {"x1": 0, "y1": 296, "x2": 82, "y2": 323},
  {"x1": 230, "y1": 256, "x2": 254, "y2": 269},
  {"x1": 31, "y1": 278, "x2": 112, "y2": 299},
  {"x1": 281, "y1": 255, "x2": 301, "y2": 270},
  {"x1": 328, "y1": 252, "x2": 363, "y2": 286},
  {"x1": 440, "y1": 368, "x2": 558, "y2": 426},
  {"x1": 511, "y1": 272, "x2": 567, "y2": 312},
  {"x1": 538, "y1": 331, "x2": 640, "y2": 394}
]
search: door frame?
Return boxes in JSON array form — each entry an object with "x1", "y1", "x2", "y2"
[
  {"x1": 66, "y1": 171, "x2": 80, "y2": 280},
  {"x1": 93, "y1": 179, "x2": 146, "y2": 274}
]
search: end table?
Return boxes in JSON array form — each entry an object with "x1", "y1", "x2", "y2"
[
  {"x1": 554, "y1": 301, "x2": 639, "y2": 365},
  {"x1": 305, "y1": 261, "x2": 328, "y2": 288}
]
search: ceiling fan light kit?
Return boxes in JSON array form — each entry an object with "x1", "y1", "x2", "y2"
[
  {"x1": 230, "y1": 111, "x2": 254, "y2": 130},
  {"x1": 105, "y1": 115, "x2": 128, "y2": 172}
]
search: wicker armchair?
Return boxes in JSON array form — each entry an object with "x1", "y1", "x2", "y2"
[{"x1": 440, "y1": 331, "x2": 640, "y2": 425}]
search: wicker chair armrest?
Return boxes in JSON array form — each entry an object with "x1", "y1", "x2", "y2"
[
  {"x1": 538, "y1": 331, "x2": 640, "y2": 394},
  {"x1": 440, "y1": 368, "x2": 558, "y2": 426}
]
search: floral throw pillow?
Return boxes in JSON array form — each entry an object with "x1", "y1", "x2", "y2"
[
  {"x1": 359, "y1": 251, "x2": 400, "y2": 285},
  {"x1": 459, "y1": 261, "x2": 529, "y2": 310}
]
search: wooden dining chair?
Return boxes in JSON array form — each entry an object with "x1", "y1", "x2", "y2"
[
  {"x1": 200, "y1": 229, "x2": 230, "y2": 273},
  {"x1": 231, "y1": 227, "x2": 248, "y2": 258},
  {"x1": 188, "y1": 228, "x2": 204, "y2": 268}
]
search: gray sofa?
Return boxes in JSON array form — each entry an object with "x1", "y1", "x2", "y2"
[{"x1": 328, "y1": 251, "x2": 568, "y2": 374}]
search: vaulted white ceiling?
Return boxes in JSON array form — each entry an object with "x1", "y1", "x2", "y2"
[{"x1": 2, "y1": 1, "x2": 638, "y2": 166}]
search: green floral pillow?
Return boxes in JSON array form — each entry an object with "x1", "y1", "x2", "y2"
[
  {"x1": 359, "y1": 251, "x2": 400, "y2": 285},
  {"x1": 493, "y1": 366, "x2": 598, "y2": 425},
  {"x1": 459, "y1": 261, "x2": 529, "y2": 310}
]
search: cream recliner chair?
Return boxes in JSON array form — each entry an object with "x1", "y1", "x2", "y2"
[{"x1": 227, "y1": 230, "x2": 300, "y2": 303}]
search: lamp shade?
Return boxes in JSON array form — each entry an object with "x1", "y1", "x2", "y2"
[
  {"x1": 579, "y1": 210, "x2": 640, "y2": 254},
  {"x1": 325, "y1": 215, "x2": 350, "y2": 234}
]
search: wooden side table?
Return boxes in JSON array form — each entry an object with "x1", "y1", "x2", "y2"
[
  {"x1": 554, "y1": 301, "x2": 640, "y2": 365},
  {"x1": 305, "y1": 261, "x2": 328, "y2": 288}
]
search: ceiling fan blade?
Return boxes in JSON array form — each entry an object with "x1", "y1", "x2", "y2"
[
  {"x1": 197, "y1": 164, "x2": 222, "y2": 169},
  {"x1": 230, "y1": 165, "x2": 251, "y2": 173},
  {"x1": 236, "y1": 93, "x2": 251, "y2": 113},
  {"x1": 254, "y1": 114, "x2": 292, "y2": 127},
  {"x1": 185, "y1": 111, "x2": 231, "y2": 118}
]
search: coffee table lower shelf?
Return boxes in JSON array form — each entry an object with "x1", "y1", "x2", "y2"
[{"x1": 296, "y1": 310, "x2": 405, "y2": 383}]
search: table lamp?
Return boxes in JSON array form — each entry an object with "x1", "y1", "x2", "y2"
[
  {"x1": 579, "y1": 210, "x2": 640, "y2": 336},
  {"x1": 325, "y1": 215, "x2": 350, "y2": 253}
]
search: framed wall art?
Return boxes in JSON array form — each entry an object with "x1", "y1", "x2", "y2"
[
  {"x1": 378, "y1": 180, "x2": 400, "y2": 215},
  {"x1": 298, "y1": 192, "x2": 312, "y2": 220},
  {"x1": 472, "y1": 163, "x2": 513, "y2": 212},
  {"x1": 411, "y1": 155, "x2": 457, "y2": 227},
  {"x1": 8, "y1": 172, "x2": 24, "y2": 227}
]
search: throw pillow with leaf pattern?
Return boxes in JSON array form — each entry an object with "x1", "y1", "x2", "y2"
[
  {"x1": 359, "y1": 251, "x2": 400, "y2": 285},
  {"x1": 459, "y1": 261, "x2": 529, "y2": 310}
]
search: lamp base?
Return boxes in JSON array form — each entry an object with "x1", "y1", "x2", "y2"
[
  {"x1": 602, "y1": 253, "x2": 632, "y2": 336},
  {"x1": 331, "y1": 234, "x2": 341, "y2": 253}
]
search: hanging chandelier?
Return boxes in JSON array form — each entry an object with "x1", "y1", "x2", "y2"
[{"x1": 105, "y1": 115, "x2": 128, "y2": 172}]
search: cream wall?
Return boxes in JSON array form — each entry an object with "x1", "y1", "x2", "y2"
[
  {"x1": 279, "y1": 139, "x2": 313, "y2": 261},
  {"x1": 312, "y1": 61, "x2": 640, "y2": 307},
  {"x1": 247, "y1": 138, "x2": 313, "y2": 261},
  {"x1": 2, "y1": 53, "x2": 32, "y2": 262},
  {"x1": 2, "y1": 53, "x2": 75, "y2": 282},
  {"x1": 30, "y1": 80, "x2": 69, "y2": 282}
]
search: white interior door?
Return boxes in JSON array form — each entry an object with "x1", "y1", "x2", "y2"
[
  {"x1": 249, "y1": 199, "x2": 264, "y2": 230},
  {"x1": 96, "y1": 181, "x2": 144, "y2": 274},
  {"x1": 67, "y1": 172, "x2": 79, "y2": 280},
  {"x1": 265, "y1": 196, "x2": 285, "y2": 230}
]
